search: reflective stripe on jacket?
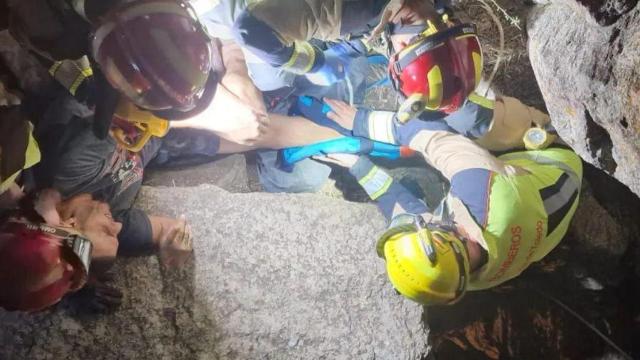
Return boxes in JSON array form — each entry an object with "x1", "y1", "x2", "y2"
[{"x1": 469, "y1": 147, "x2": 583, "y2": 290}]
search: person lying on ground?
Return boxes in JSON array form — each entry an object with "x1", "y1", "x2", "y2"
[{"x1": 0, "y1": 190, "x2": 191, "y2": 313}]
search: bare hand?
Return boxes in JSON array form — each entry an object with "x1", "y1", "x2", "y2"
[
  {"x1": 209, "y1": 84, "x2": 270, "y2": 146},
  {"x1": 158, "y1": 215, "x2": 193, "y2": 268},
  {"x1": 0, "y1": 182, "x2": 25, "y2": 209},
  {"x1": 324, "y1": 98, "x2": 357, "y2": 130},
  {"x1": 34, "y1": 188, "x2": 62, "y2": 225}
]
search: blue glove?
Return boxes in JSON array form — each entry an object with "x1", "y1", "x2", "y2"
[
  {"x1": 305, "y1": 48, "x2": 350, "y2": 86},
  {"x1": 277, "y1": 136, "x2": 414, "y2": 172},
  {"x1": 326, "y1": 39, "x2": 368, "y2": 58},
  {"x1": 291, "y1": 96, "x2": 352, "y2": 136}
]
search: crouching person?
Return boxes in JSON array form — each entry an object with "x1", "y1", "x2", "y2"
[{"x1": 321, "y1": 119, "x2": 583, "y2": 305}]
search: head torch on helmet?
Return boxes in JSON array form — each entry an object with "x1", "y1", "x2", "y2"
[
  {"x1": 385, "y1": 20, "x2": 483, "y2": 122},
  {"x1": 376, "y1": 213, "x2": 470, "y2": 306}
]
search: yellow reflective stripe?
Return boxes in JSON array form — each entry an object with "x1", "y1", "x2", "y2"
[
  {"x1": 472, "y1": 51, "x2": 483, "y2": 88},
  {"x1": 49, "y1": 58, "x2": 93, "y2": 95},
  {"x1": 370, "y1": 177, "x2": 393, "y2": 200},
  {"x1": 80, "y1": 67, "x2": 93, "y2": 78},
  {"x1": 69, "y1": 74, "x2": 86, "y2": 95},
  {"x1": 1, "y1": 122, "x2": 41, "y2": 192},
  {"x1": 282, "y1": 41, "x2": 316, "y2": 74},
  {"x1": 426, "y1": 65, "x2": 443, "y2": 110},
  {"x1": 421, "y1": 20, "x2": 439, "y2": 37},
  {"x1": 49, "y1": 61, "x2": 63, "y2": 76},
  {"x1": 468, "y1": 92, "x2": 495, "y2": 110},
  {"x1": 24, "y1": 122, "x2": 41, "y2": 170},
  {"x1": 358, "y1": 166, "x2": 393, "y2": 200}
]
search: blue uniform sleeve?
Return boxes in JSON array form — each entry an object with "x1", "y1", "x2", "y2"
[
  {"x1": 349, "y1": 156, "x2": 428, "y2": 221},
  {"x1": 449, "y1": 168, "x2": 493, "y2": 227},
  {"x1": 340, "y1": 0, "x2": 388, "y2": 36},
  {"x1": 375, "y1": 182, "x2": 430, "y2": 221},
  {"x1": 443, "y1": 98, "x2": 494, "y2": 139},
  {"x1": 393, "y1": 117, "x2": 455, "y2": 146},
  {"x1": 232, "y1": 9, "x2": 295, "y2": 67},
  {"x1": 114, "y1": 208, "x2": 154, "y2": 256},
  {"x1": 394, "y1": 96, "x2": 495, "y2": 145}
]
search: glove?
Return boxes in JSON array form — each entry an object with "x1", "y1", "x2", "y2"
[
  {"x1": 305, "y1": 48, "x2": 350, "y2": 86},
  {"x1": 291, "y1": 96, "x2": 352, "y2": 136},
  {"x1": 277, "y1": 136, "x2": 414, "y2": 172},
  {"x1": 325, "y1": 39, "x2": 368, "y2": 58}
]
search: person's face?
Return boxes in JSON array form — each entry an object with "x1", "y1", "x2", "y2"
[
  {"x1": 387, "y1": 1, "x2": 443, "y2": 54},
  {"x1": 56, "y1": 194, "x2": 122, "y2": 271}
]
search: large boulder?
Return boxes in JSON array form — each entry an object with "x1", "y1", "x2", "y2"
[
  {"x1": 527, "y1": 1, "x2": 640, "y2": 196},
  {"x1": 0, "y1": 185, "x2": 429, "y2": 360}
]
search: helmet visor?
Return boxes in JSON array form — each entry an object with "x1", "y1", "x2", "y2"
[{"x1": 92, "y1": 0, "x2": 213, "y2": 112}]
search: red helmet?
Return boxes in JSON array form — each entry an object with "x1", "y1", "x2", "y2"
[
  {"x1": 91, "y1": 0, "x2": 219, "y2": 115},
  {"x1": 0, "y1": 218, "x2": 92, "y2": 312},
  {"x1": 387, "y1": 22, "x2": 483, "y2": 121}
]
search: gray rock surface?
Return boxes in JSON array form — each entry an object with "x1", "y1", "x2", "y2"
[
  {"x1": 0, "y1": 185, "x2": 429, "y2": 360},
  {"x1": 143, "y1": 154, "x2": 253, "y2": 192},
  {"x1": 527, "y1": 1, "x2": 640, "y2": 196}
]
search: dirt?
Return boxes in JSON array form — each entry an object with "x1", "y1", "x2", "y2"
[{"x1": 455, "y1": 0, "x2": 546, "y2": 109}]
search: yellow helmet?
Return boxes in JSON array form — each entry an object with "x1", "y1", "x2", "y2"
[{"x1": 376, "y1": 214, "x2": 470, "y2": 306}]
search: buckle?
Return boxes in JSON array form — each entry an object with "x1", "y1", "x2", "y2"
[{"x1": 414, "y1": 217, "x2": 438, "y2": 265}]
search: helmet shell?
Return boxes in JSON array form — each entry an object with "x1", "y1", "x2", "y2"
[
  {"x1": 391, "y1": 24, "x2": 482, "y2": 114},
  {"x1": 0, "y1": 221, "x2": 86, "y2": 312},
  {"x1": 378, "y1": 225, "x2": 470, "y2": 305},
  {"x1": 92, "y1": 0, "x2": 214, "y2": 112}
]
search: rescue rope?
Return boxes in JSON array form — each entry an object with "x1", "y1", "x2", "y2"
[{"x1": 475, "y1": 0, "x2": 505, "y2": 97}]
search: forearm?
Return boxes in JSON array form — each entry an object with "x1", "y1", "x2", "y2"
[
  {"x1": 217, "y1": 137, "x2": 255, "y2": 154},
  {"x1": 253, "y1": 113, "x2": 342, "y2": 149},
  {"x1": 169, "y1": 84, "x2": 260, "y2": 132},
  {"x1": 408, "y1": 128, "x2": 506, "y2": 182},
  {"x1": 219, "y1": 40, "x2": 267, "y2": 114}
]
